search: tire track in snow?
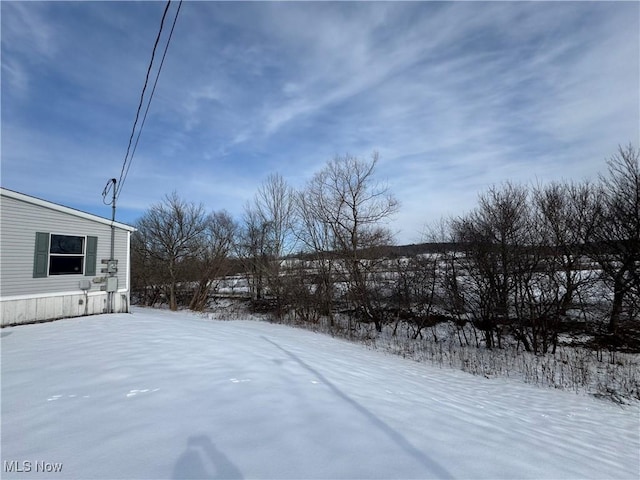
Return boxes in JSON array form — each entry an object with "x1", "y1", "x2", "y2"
[{"x1": 261, "y1": 335, "x2": 454, "y2": 480}]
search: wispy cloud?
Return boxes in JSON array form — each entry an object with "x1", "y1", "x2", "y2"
[{"x1": 2, "y1": 1, "x2": 637, "y2": 244}]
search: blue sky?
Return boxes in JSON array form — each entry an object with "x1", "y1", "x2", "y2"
[{"x1": 2, "y1": 1, "x2": 639, "y2": 245}]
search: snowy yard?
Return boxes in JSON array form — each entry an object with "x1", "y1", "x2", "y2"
[{"x1": 2, "y1": 308, "x2": 638, "y2": 479}]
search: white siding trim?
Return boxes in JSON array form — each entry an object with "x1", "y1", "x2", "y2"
[
  {"x1": 126, "y1": 231, "x2": 132, "y2": 291},
  {"x1": 1, "y1": 188, "x2": 136, "y2": 232}
]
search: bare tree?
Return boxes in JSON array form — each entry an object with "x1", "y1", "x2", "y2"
[
  {"x1": 294, "y1": 188, "x2": 338, "y2": 326},
  {"x1": 432, "y1": 219, "x2": 473, "y2": 337},
  {"x1": 135, "y1": 192, "x2": 207, "y2": 311},
  {"x1": 534, "y1": 181, "x2": 602, "y2": 319},
  {"x1": 254, "y1": 173, "x2": 297, "y2": 260},
  {"x1": 452, "y1": 183, "x2": 532, "y2": 349},
  {"x1": 237, "y1": 204, "x2": 273, "y2": 302},
  {"x1": 188, "y1": 210, "x2": 238, "y2": 311},
  {"x1": 131, "y1": 231, "x2": 165, "y2": 306},
  {"x1": 253, "y1": 173, "x2": 297, "y2": 311},
  {"x1": 591, "y1": 144, "x2": 640, "y2": 335},
  {"x1": 306, "y1": 153, "x2": 399, "y2": 332},
  {"x1": 391, "y1": 253, "x2": 441, "y2": 339}
]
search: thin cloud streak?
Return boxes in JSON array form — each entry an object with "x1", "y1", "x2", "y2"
[{"x1": 1, "y1": 1, "x2": 638, "y2": 244}]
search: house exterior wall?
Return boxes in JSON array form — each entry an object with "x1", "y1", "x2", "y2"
[
  {"x1": 0, "y1": 291, "x2": 131, "y2": 326},
  {"x1": 0, "y1": 190, "x2": 134, "y2": 326}
]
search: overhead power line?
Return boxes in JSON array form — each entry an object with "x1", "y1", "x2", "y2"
[
  {"x1": 118, "y1": 0, "x2": 183, "y2": 201},
  {"x1": 116, "y1": 0, "x2": 171, "y2": 196},
  {"x1": 114, "y1": 0, "x2": 183, "y2": 201}
]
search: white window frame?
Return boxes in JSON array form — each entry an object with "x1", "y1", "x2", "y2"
[{"x1": 48, "y1": 233, "x2": 87, "y2": 276}]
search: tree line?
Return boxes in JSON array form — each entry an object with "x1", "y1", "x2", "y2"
[{"x1": 131, "y1": 145, "x2": 639, "y2": 353}]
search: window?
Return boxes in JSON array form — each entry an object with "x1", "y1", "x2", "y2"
[
  {"x1": 33, "y1": 233, "x2": 98, "y2": 278},
  {"x1": 49, "y1": 235, "x2": 85, "y2": 275}
]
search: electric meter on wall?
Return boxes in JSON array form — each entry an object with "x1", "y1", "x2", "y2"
[{"x1": 107, "y1": 260, "x2": 118, "y2": 274}]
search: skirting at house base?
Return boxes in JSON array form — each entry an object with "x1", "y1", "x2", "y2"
[
  {"x1": 1, "y1": 188, "x2": 135, "y2": 326},
  {"x1": 1, "y1": 291, "x2": 130, "y2": 327}
]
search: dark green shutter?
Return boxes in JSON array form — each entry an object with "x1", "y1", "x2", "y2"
[
  {"x1": 85, "y1": 236, "x2": 98, "y2": 276},
  {"x1": 33, "y1": 232, "x2": 50, "y2": 278}
]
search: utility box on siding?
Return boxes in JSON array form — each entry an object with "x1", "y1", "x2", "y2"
[
  {"x1": 0, "y1": 188, "x2": 136, "y2": 326},
  {"x1": 105, "y1": 277, "x2": 118, "y2": 293}
]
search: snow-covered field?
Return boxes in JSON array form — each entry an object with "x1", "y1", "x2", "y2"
[{"x1": 2, "y1": 309, "x2": 638, "y2": 479}]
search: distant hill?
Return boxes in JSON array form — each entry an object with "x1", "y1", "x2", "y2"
[{"x1": 374, "y1": 242, "x2": 463, "y2": 257}]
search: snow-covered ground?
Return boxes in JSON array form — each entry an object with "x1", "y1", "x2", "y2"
[{"x1": 2, "y1": 308, "x2": 638, "y2": 479}]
